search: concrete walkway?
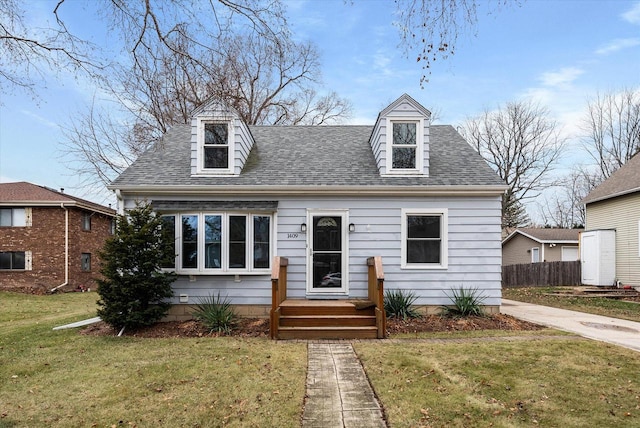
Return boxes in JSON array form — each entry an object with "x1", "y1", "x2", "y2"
[
  {"x1": 502, "y1": 299, "x2": 640, "y2": 352},
  {"x1": 302, "y1": 343, "x2": 386, "y2": 428}
]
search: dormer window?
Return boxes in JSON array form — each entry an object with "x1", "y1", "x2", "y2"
[
  {"x1": 387, "y1": 118, "x2": 424, "y2": 174},
  {"x1": 197, "y1": 119, "x2": 233, "y2": 174}
]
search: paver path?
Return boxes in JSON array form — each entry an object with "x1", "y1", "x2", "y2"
[{"x1": 302, "y1": 343, "x2": 386, "y2": 428}]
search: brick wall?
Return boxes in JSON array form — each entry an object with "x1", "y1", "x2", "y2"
[{"x1": 0, "y1": 206, "x2": 114, "y2": 293}]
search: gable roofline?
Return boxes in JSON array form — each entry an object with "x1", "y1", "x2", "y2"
[
  {"x1": 502, "y1": 228, "x2": 582, "y2": 245},
  {"x1": 111, "y1": 184, "x2": 508, "y2": 197},
  {"x1": 0, "y1": 182, "x2": 116, "y2": 217},
  {"x1": 189, "y1": 97, "x2": 240, "y2": 118},
  {"x1": 377, "y1": 93, "x2": 431, "y2": 118},
  {"x1": 582, "y1": 186, "x2": 640, "y2": 205},
  {"x1": 582, "y1": 152, "x2": 640, "y2": 205}
]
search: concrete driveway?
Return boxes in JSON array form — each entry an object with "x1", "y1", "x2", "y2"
[{"x1": 501, "y1": 299, "x2": 640, "y2": 353}]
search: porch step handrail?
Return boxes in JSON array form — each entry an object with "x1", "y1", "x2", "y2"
[
  {"x1": 270, "y1": 256, "x2": 288, "y2": 339},
  {"x1": 367, "y1": 256, "x2": 386, "y2": 338}
]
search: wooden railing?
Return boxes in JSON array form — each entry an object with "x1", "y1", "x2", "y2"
[
  {"x1": 367, "y1": 256, "x2": 386, "y2": 338},
  {"x1": 270, "y1": 256, "x2": 288, "y2": 339}
]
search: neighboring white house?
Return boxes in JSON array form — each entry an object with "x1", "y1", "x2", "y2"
[
  {"x1": 581, "y1": 152, "x2": 640, "y2": 287},
  {"x1": 109, "y1": 94, "x2": 507, "y2": 322}
]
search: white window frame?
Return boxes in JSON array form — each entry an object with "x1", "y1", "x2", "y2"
[
  {"x1": 531, "y1": 247, "x2": 540, "y2": 263},
  {"x1": 401, "y1": 208, "x2": 448, "y2": 269},
  {"x1": 386, "y1": 117, "x2": 424, "y2": 175},
  {"x1": 168, "y1": 212, "x2": 273, "y2": 274},
  {"x1": 561, "y1": 246, "x2": 579, "y2": 262},
  {"x1": 196, "y1": 118, "x2": 234, "y2": 175}
]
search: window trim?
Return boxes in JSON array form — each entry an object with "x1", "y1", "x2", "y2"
[
  {"x1": 165, "y1": 212, "x2": 273, "y2": 274},
  {"x1": 81, "y1": 253, "x2": 91, "y2": 272},
  {"x1": 0, "y1": 208, "x2": 27, "y2": 227},
  {"x1": 0, "y1": 251, "x2": 28, "y2": 270},
  {"x1": 81, "y1": 212, "x2": 92, "y2": 231},
  {"x1": 531, "y1": 247, "x2": 540, "y2": 263},
  {"x1": 401, "y1": 208, "x2": 448, "y2": 269},
  {"x1": 386, "y1": 117, "x2": 424, "y2": 175},
  {"x1": 196, "y1": 118, "x2": 234, "y2": 175}
]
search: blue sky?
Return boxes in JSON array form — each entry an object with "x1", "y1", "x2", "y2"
[{"x1": 1, "y1": 0, "x2": 639, "y2": 217}]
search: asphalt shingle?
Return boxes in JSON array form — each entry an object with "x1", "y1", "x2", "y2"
[{"x1": 111, "y1": 124, "x2": 504, "y2": 188}]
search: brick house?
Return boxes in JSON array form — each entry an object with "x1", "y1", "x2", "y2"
[{"x1": 0, "y1": 182, "x2": 116, "y2": 293}]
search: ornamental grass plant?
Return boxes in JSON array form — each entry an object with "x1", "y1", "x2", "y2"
[
  {"x1": 191, "y1": 292, "x2": 238, "y2": 334},
  {"x1": 384, "y1": 289, "x2": 421, "y2": 319}
]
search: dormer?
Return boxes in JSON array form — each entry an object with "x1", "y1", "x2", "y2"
[
  {"x1": 190, "y1": 99, "x2": 254, "y2": 176},
  {"x1": 370, "y1": 94, "x2": 431, "y2": 176}
]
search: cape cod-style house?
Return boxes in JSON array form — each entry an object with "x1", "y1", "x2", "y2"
[{"x1": 109, "y1": 94, "x2": 507, "y2": 339}]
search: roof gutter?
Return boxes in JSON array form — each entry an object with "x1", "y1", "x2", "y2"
[
  {"x1": 582, "y1": 186, "x2": 640, "y2": 205},
  {"x1": 107, "y1": 184, "x2": 508, "y2": 197},
  {"x1": 50, "y1": 203, "x2": 70, "y2": 293}
]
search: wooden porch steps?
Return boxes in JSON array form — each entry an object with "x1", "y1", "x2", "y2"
[{"x1": 274, "y1": 299, "x2": 379, "y2": 339}]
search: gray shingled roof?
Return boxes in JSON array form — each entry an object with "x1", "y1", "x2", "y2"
[
  {"x1": 582, "y1": 152, "x2": 640, "y2": 204},
  {"x1": 111, "y1": 124, "x2": 504, "y2": 188},
  {"x1": 503, "y1": 228, "x2": 583, "y2": 244}
]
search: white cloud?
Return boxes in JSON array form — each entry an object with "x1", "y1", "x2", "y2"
[
  {"x1": 538, "y1": 67, "x2": 584, "y2": 88},
  {"x1": 595, "y1": 37, "x2": 640, "y2": 55},
  {"x1": 622, "y1": 1, "x2": 640, "y2": 24},
  {"x1": 19, "y1": 110, "x2": 58, "y2": 128}
]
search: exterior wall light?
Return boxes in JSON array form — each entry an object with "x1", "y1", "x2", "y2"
[
  {"x1": 301, "y1": 223, "x2": 307, "y2": 232},
  {"x1": 349, "y1": 223, "x2": 355, "y2": 232}
]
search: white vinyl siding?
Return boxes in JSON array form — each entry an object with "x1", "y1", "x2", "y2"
[{"x1": 585, "y1": 193, "x2": 640, "y2": 286}]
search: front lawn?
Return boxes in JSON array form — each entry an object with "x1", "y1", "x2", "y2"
[
  {"x1": 0, "y1": 291, "x2": 306, "y2": 427},
  {"x1": 503, "y1": 286, "x2": 640, "y2": 323},
  {"x1": 3, "y1": 291, "x2": 640, "y2": 428},
  {"x1": 356, "y1": 339, "x2": 640, "y2": 427}
]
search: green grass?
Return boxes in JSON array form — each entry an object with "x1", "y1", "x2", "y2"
[
  {"x1": 356, "y1": 339, "x2": 640, "y2": 427},
  {"x1": 0, "y1": 291, "x2": 306, "y2": 427},
  {"x1": 4, "y1": 290, "x2": 640, "y2": 428},
  {"x1": 503, "y1": 286, "x2": 640, "y2": 323}
]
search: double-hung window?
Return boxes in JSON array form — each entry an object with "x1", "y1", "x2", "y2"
[
  {"x1": 401, "y1": 209, "x2": 448, "y2": 269},
  {"x1": 388, "y1": 119, "x2": 423, "y2": 173},
  {"x1": 162, "y1": 213, "x2": 272, "y2": 273},
  {"x1": 0, "y1": 208, "x2": 26, "y2": 227},
  {"x1": 198, "y1": 120, "x2": 232, "y2": 173}
]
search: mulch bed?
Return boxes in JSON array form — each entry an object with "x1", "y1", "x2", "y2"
[{"x1": 80, "y1": 313, "x2": 544, "y2": 338}]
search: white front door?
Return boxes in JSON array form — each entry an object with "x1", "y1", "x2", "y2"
[{"x1": 307, "y1": 210, "x2": 348, "y2": 295}]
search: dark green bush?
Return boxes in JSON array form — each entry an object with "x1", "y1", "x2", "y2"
[
  {"x1": 384, "y1": 289, "x2": 420, "y2": 319},
  {"x1": 192, "y1": 292, "x2": 237, "y2": 334},
  {"x1": 442, "y1": 287, "x2": 487, "y2": 317},
  {"x1": 97, "y1": 203, "x2": 176, "y2": 331}
]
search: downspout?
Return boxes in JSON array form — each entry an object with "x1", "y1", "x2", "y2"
[{"x1": 50, "y1": 203, "x2": 69, "y2": 292}]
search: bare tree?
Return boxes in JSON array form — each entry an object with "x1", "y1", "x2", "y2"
[
  {"x1": 463, "y1": 100, "x2": 565, "y2": 228},
  {"x1": 536, "y1": 167, "x2": 600, "y2": 228},
  {"x1": 0, "y1": 0, "x2": 101, "y2": 95},
  {"x1": 581, "y1": 88, "x2": 640, "y2": 180},
  {"x1": 60, "y1": 3, "x2": 351, "y2": 191},
  {"x1": 393, "y1": 0, "x2": 511, "y2": 86}
]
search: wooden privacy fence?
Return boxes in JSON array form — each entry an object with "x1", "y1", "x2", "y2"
[{"x1": 502, "y1": 261, "x2": 582, "y2": 287}]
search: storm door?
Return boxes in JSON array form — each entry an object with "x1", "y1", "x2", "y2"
[{"x1": 307, "y1": 211, "x2": 348, "y2": 295}]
